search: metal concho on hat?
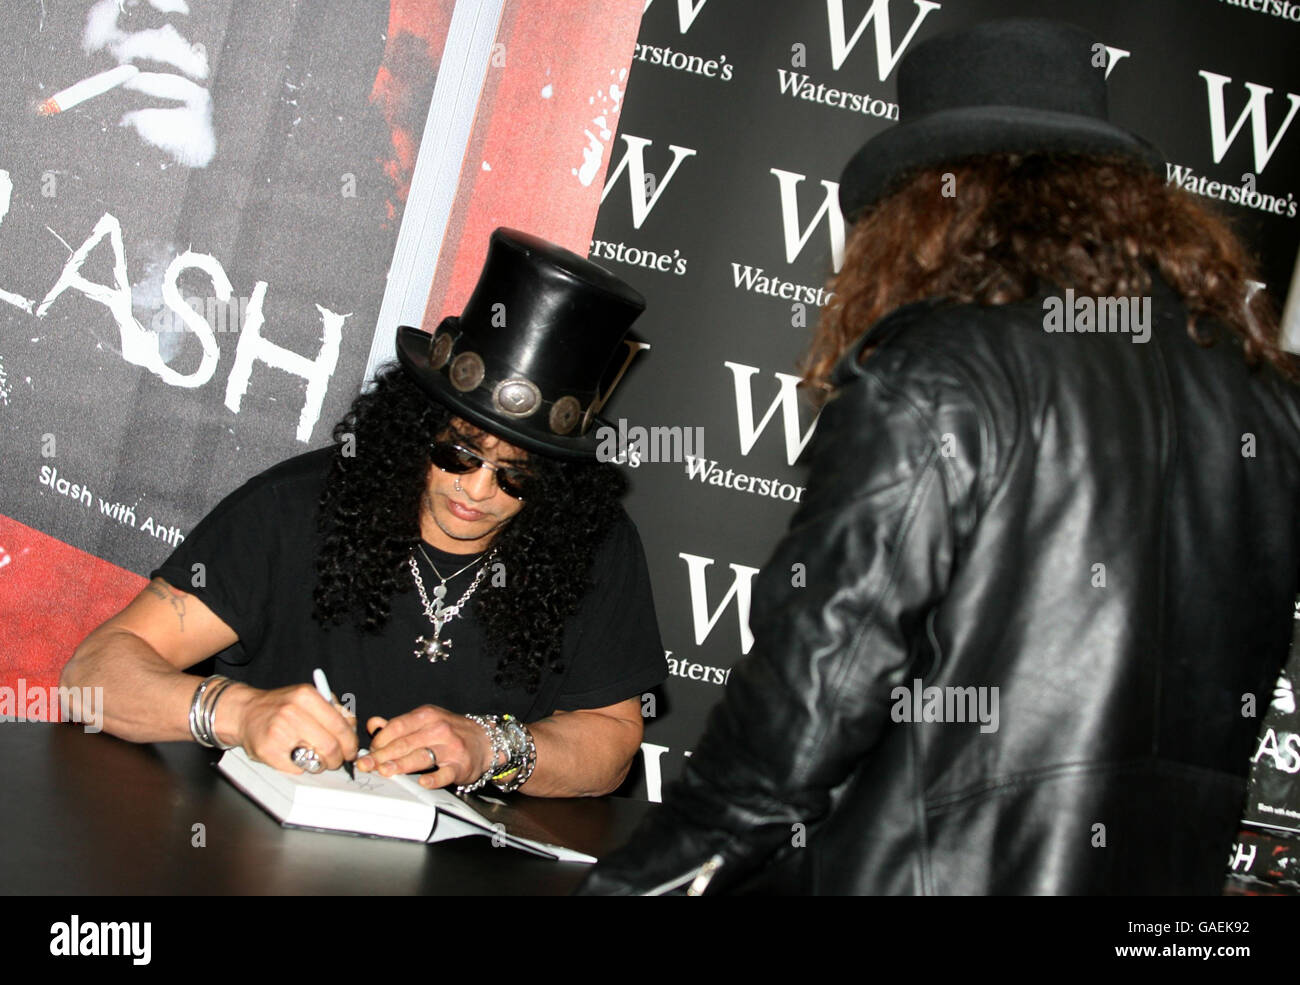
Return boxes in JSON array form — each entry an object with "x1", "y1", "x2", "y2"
[{"x1": 431, "y1": 331, "x2": 584, "y2": 436}]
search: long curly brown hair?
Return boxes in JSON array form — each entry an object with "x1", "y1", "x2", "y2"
[
  {"x1": 312, "y1": 365, "x2": 628, "y2": 694},
  {"x1": 803, "y1": 153, "x2": 1296, "y2": 395}
]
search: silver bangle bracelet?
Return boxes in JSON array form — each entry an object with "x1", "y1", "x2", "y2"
[
  {"x1": 188, "y1": 676, "x2": 218, "y2": 747},
  {"x1": 202, "y1": 677, "x2": 236, "y2": 750},
  {"x1": 188, "y1": 675, "x2": 234, "y2": 748}
]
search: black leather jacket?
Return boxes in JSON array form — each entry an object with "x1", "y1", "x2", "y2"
[{"x1": 582, "y1": 281, "x2": 1300, "y2": 895}]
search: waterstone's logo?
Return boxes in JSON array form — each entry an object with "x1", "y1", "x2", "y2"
[
  {"x1": 1199, "y1": 70, "x2": 1300, "y2": 174},
  {"x1": 1216, "y1": 0, "x2": 1300, "y2": 21},
  {"x1": 772, "y1": 1, "x2": 941, "y2": 122},
  {"x1": 680, "y1": 362, "x2": 818, "y2": 502},
  {"x1": 824, "y1": 0, "x2": 942, "y2": 76},
  {"x1": 600, "y1": 134, "x2": 696, "y2": 230}
]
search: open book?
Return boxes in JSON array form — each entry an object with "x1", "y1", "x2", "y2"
[{"x1": 218, "y1": 747, "x2": 595, "y2": 862}]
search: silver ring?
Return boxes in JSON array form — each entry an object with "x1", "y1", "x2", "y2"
[
  {"x1": 425, "y1": 747, "x2": 437, "y2": 767},
  {"x1": 291, "y1": 745, "x2": 324, "y2": 774}
]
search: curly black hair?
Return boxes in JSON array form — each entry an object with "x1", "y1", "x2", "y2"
[{"x1": 312, "y1": 365, "x2": 628, "y2": 693}]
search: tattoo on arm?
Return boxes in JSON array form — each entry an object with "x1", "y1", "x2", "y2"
[{"x1": 147, "y1": 579, "x2": 188, "y2": 631}]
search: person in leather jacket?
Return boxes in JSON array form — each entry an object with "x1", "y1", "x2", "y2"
[{"x1": 579, "y1": 18, "x2": 1300, "y2": 895}]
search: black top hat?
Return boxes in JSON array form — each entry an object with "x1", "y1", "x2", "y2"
[
  {"x1": 838, "y1": 18, "x2": 1166, "y2": 220},
  {"x1": 396, "y1": 228, "x2": 646, "y2": 460}
]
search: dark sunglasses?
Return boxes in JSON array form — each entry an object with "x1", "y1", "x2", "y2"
[{"x1": 429, "y1": 441, "x2": 531, "y2": 500}]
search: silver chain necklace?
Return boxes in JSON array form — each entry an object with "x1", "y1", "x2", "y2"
[
  {"x1": 419, "y1": 544, "x2": 483, "y2": 586},
  {"x1": 409, "y1": 546, "x2": 495, "y2": 663}
]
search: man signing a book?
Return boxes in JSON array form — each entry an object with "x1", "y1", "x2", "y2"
[{"x1": 62, "y1": 229, "x2": 666, "y2": 798}]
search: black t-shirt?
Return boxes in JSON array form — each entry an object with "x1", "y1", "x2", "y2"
[{"x1": 153, "y1": 448, "x2": 666, "y2": 732}]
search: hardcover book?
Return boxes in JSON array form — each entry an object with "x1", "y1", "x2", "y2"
[{"x1": 218, "y1": 746, "x2": 595, "y2": 862}]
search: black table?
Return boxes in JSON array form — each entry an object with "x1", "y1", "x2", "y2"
[{"x1": 0, "y1": 723, "x2": 652, "y2": 894}]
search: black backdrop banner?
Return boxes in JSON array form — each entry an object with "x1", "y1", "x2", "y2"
[{"x1": 594, "y1": 0, "x2": 1300, "y2": 801}]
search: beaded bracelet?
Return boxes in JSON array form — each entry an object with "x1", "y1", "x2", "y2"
[{"x1": 458, "y1": 714, "x2": 509, "y2": 794}]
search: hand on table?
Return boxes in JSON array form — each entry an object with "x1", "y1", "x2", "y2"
[
  {"x1": 357, "y1": 705, "x2": 502, "y2": 789},
  {"x1": 225, "y1": 682, "x2": 358, "y2": 774}
]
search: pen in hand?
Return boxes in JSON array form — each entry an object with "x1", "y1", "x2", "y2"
[{"x1": 312, "y1": 668, "x2": 355, "y2": 780}]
